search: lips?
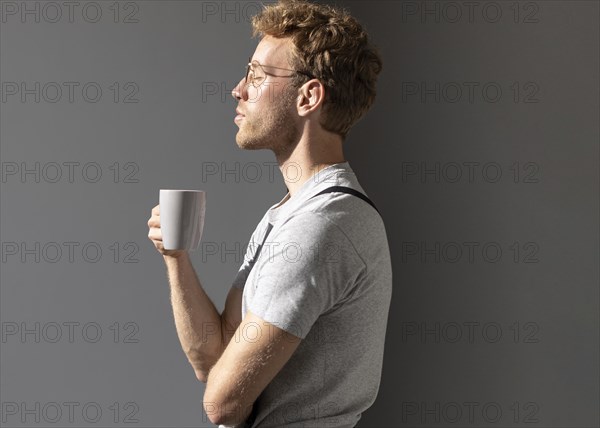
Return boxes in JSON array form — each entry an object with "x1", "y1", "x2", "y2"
[{"x1": 235, "y1": 108, "x2": 245, "y2": 124}]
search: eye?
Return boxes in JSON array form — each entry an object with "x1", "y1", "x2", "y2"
[
  {"x1": 249, "y1": 69, "x2": 261, "y2": 81},
  {"x1": 248, "y1": 70, "x2": 265, "y2": 87}
]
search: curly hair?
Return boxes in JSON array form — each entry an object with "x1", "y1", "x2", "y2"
[{"x1": 251, "y1": 0, "x2": 383, "y2": 139}]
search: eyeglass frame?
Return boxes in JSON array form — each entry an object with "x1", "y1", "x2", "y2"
[{"x1": 245, "y1": 57, "x2": 316, "y2": 87}]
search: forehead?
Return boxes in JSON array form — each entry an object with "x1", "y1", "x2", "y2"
[{"x1": 252, "y1": 36, "x2": 293, "y2": 67}]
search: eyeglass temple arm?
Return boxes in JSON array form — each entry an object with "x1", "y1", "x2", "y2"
[{"x1": 249, "y1": 59, "x2": 315, "y2": 79}]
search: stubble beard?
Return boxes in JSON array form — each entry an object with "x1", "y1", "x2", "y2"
[{"x1": 235, "y1": 87, "x2": 301, "y2": 157}]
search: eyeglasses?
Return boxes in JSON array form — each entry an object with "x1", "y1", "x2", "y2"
[{"x1": 245, "y1": 57, "x2": 315, "y2": 88}]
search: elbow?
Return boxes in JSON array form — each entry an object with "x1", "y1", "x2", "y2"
[
  {"x1": 189, "y1": 359, "x2": 209, "y2": 383},
  {"x1": 188, "y1": 347, "x2": 222, "y2": 384},
  {"x1": 202, "y1": 396, "x2": 228, "y2": 426},
  {"x1": 195, "y1": 369, "x2": 208, "y2": 383},
  {"x1": 202, "y1": 401, "x2": 222, "y2": 426},
  {"x1": 203, "y1": 386, "x2": 252, "y2": 426},
  {"x1": 189, "y1": 354, "x2": 217, "y2": 383},
  {"x1": 203, "y1": 401, "x2": 252, "y2": 426},
  {"x1": 202, "y1": 361, "x2": 253, "y2": 425}
]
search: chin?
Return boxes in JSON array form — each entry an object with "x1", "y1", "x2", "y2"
[{"x1": 236, "y1": 135, "x2": 264, "y2": 151}]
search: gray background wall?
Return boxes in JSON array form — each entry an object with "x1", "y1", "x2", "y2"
[{"x1": 1, "y1": 1, "x2": 598, "y2": 427}]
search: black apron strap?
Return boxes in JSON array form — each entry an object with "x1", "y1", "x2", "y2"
[
  {"x1": 249, "y1": 222, "x2": 273, "y2": 266},
  {"x1": 309, "y1": 185, "x2": 380, "y2": 215}
]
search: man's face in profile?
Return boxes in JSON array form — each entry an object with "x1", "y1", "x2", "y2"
[{"x1": 233, "y1": 36, "x2": 301, "y2": 154}]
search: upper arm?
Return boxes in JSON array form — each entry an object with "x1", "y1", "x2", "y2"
[
  {"x1": 220, "y1": 285, "x2": 243, "y2": 347},
  {"x1": 219, "y1": 219, "x2": 266, "y2": 346},
  {"x1": 203, "y1": 310, "x2": 302, "y2": 426}
]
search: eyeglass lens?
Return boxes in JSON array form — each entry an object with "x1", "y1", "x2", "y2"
[{"x1": 245, "y1": 60, "x2": 265, "y2": 86}]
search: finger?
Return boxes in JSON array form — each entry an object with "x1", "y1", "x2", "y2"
[
  {"x1": 148, "y1": 229, "x2": 162, "y2": 241},
  {"x1": 148, "y1": 216, "x2": 157, "y2": 227}
]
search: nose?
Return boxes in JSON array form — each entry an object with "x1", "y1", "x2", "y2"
[{"x1": 231, "y1": 77, "x2": 246, "y2": 101}]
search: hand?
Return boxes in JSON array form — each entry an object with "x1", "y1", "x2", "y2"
[{"x1": 147, "y1": 204, "x2": 188, "y2": 259}]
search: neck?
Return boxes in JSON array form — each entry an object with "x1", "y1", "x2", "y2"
[{"x1": 275, "y1": 131, "x2": 346, "y2": 197}]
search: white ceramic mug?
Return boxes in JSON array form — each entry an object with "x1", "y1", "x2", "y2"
[{"x1": 159, "y1": 190, "x2": 206, "y2": 251}]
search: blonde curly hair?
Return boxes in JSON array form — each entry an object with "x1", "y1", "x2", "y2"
[{"x1": 251, "y1": 0, "x2": 383, "y2": 139}]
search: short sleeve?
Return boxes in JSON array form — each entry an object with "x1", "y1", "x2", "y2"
[{"x1": 247, "y1": 212, "x2": 365, "y2": 339}]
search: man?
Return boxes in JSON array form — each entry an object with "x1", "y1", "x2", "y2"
[{"x1": 147, "y1": 0, "x2": 392, "y2": 426}]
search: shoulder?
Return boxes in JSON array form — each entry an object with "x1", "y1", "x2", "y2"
[
  {"x1": 276, "y1": 210, "x2": 360, "y2": 251},
  {"x1": 263, "y1": 211, "x2": 367, "y2": 272},
  {"x1": 298, "y1": 189, "x2": 386, "y2": 241},
  {"x1": 292, "y1": 191, "x2": 390, "y2": 269}
]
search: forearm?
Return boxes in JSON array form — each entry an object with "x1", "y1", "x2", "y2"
[{"x1": 164, "y1": 253, "x2": 225, "y2": 382}]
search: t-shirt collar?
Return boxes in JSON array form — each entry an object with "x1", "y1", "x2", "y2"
[{"x1": 266, "y1": 161, "x2": 351, "y2": 223}]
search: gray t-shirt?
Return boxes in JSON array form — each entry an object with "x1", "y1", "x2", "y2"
[{"x1": 229, "y1": 162, "x2": 393, "y2": 428}]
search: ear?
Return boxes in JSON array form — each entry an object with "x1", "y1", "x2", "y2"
[{"x1": 296, "y1": 80, "x2": 325, "y2": 117}]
